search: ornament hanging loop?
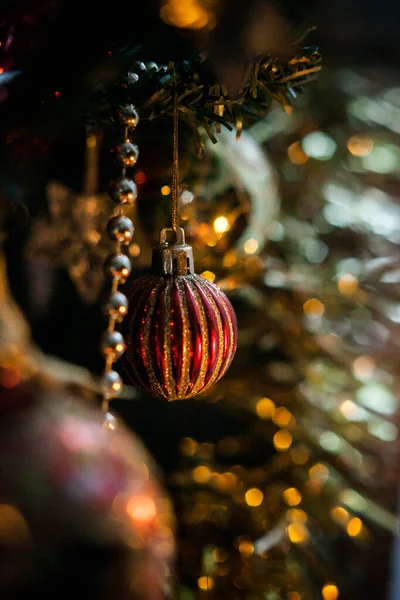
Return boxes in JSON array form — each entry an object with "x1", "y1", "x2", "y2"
[
  {"x1": 152, "y1": 227, "x2": 194, "y2": 276},
  {"x1": 171, "y1": 86, "x2": 180, "y2": 232}
]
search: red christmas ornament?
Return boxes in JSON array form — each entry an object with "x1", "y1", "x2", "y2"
[{"x1": 121, "y1": 228, "x2": 237, "y2": 400}]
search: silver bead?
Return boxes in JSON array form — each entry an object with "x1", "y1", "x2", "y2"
[
  {"x1": 116, "y1": 142, "x2": 139, "y2": 167},
  {"x1": 101, "y1": 370, "x2": 123, "y2": 399},
  {"x1": 145, "y1": 61, "x2": 159, "y2": 71},
  {"x1": 102, "y1": 411, "x2": 118, "y2": 431},
  {"x1": 104, "y1": 253, "x2": 131, "y2": 281},
  {"x1": 127, "y1": 72, "x2": 139, "y2": 84},
  {"x1": 102, "y1": 291, "x2": 129, "y2": 321},
  {"x1": 109, "y1": 177, "x2": 137, "y2": 205},
  {"x1": 117, "y1": 104, "x2": 139, "y2": 127},
  {"x1": 100, "y1": 331, "x2": 126, "y2": 359},
  {"x1": 132, "y1": 60, "x2": 146, "y2": 73},
  {"x1": 107, "y1": 215, "x2": 134, "y2": 245}
]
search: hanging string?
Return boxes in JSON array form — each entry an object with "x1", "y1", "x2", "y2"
[{"x1": 171, "y1": 87, "x2": 180, "y2": 232}]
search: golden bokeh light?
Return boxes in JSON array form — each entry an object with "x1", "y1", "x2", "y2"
[
  {"x1": 330, "y1": 506, "x2": 350, "y2": 526},
  {"x1": 161, "y1": 185, "x2": 171, "y2": 195},
  {"x1": 352, "y1": 355, "x2": 375, "y2": 380},
  {"x1": 255, "y1": 397, "x2": 276, "y2": 419},
  {"x1": 274, "y1": 429, "x2": 293, "y2": 451},
  {"x1": 129, "y1": 243, "x2": 141, "y2": 257},
  {"x1": 126, "y1": 495, "x2": 157, "y2": 523},
  {"x1": 287, "y1": 523, "x2": 309, "y2": 544},
  {"x1": 213, "y1": 547, "x2": 228, "y2": 562},
  {"x1": 303, "y1": 298, "x2": 325, "y2": 317},
  {"x1": 244, "y1": 238, "x2": 259, "y2": 254},
  {"x1": 214, "y1": 215, "x2": 230, "y2": 233},
  {"x1": 291, "y1": 446, "x2": 310, "y2": 464},
  {"x1": 198, "y1": 576, "x2": 215, "y2": 591},
  {"x1": 238, "y1": 540, "x2": 254, "y2": 556},
  {"x1": 322, "y1": 583, "x2": 339, "y2": 600},
  {"x1": 288, "y1": 593, "x2": 302, "y2": 600},
  {"x1": 272, "y1": 406, "x2": 293, "y2": 427},
  {"x1": 347, "y1": 135, "x2": 373, "y2": 157},
  {"x1": 340, "y1": 400, "x2": 361, "y2": 420},
  {"x1": 200, "y1": 270, "x2": 216, "y2": 283},
  {"x1": 309, "y1": 463, "x2": 329, "y2": 480},
  {"x1": 287, "y1": 141, "x2": 309, "y2": 165},
  {"x1": 192, "y1": 465, "x2": 212, "y2": 483},
  {"x1": 223, "y1": 249, "x2": 237, "y2": 268},
  {"x1": 286, "y1": 508, "x2": 308, "y2": 523},
  {"x1": 0, "y1": 504, "x2": 31, "y2": 544},
  {"x1": 160, "y1": 0, "x2": 213, "y2": 30},
  {"x1": 338, "y1": 273, "x2": 358, "y2": 296},
  {"x1": 180, "y1": 437, "x2": 198, "y2": 456},
  {"x1": 245, "y1": 488, "x2": 264, "y2": 507},
  {"x1": 347, "y1": 517, "x2": 363, "y2": 537},
  {"x1": 283, "y1": 487, "x2": 302, "y2": 506}
]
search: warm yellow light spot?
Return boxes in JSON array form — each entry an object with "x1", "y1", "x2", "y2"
[
  {"x1": 161, "y1": 185, "x2": 171, "y2": 196},
  {"x1": 223, "y1": 250, "x2": 237, "y2": 268},
  {"x1": 111, "y1": 381, "x2": 121, "y2": 391},
  {"x1": 126, "y1": 495, "x2": 157, "y2": 523},
  {"x1": 347, "y1": 135, "x2": 373, "y2": 157},
  {"x1": 115, "y1": 343, "x2": 124, "y2": 352},
  {"x1": 213, "y1": 547, "x2": 228, "y2": 562},
  {"x1": 286, "y1": 508, "x2": 308, "y2": 523},
  {"x1": 287, "y1": 523, "x2": 309, "y2": 544},
  {"x1": 288, "y1": 592, "x2": 302, "y2": 600},
  {"x1": 180, "y1": 437, "x2": 198, "y2": 456},
  {"x1": 244, "y1": 238, "x2": 259, "y2": 254},
  {"x1": 216, "y1": 472, "x2": 237, "y2": 491},
  {"x1": 309, "y1": 463, "x2": 329, "y2": 480},
  {"x1": 238, "y1": 540, "x2": 254, "y2": 556},
  {"x1": 322, "y1": 583, "x2": 339, "y2": 600},
  {"x1": 245, "y1": 488, "x2": 264, "y2": 507},
  {"x1": 255, "y1": 397, "x2": 275, "y2": 419},
  {"x1": 352, "y1": 355, "x2": 375, "y2": 381},
  {"x1": 287, "y1": 141, "x2": 309, "y2": 165},
  {"x1": 338, "y1": 273, "x2": 358, "y2": 296},
  {"x1": 274, "y1": 429, "x2": 293, "y2": 451},
  {"x1": 291, "y1": 446, "x2": 310, "y2": 464},
  {"x1": 200, "y1": 270, "x2": 216, "y2": 283},
  {"x1": 198, "y1": 576, "x2": 214, "y2": 591},
  {"x1": 272, "y1": 406, "x2": 292, "y2": 427},
  {"x1": 330, "y1": 506, "x2": 350, "y2": 526},
  {"x1": 0, "y1": 504, "x2": 31, "y2": 543},
  {"x1": 347, "y1": 517, "x2": 362, "y2": 537},
  {"x1": 214, "y1": 215, "x2": 229, "y2": 233},
  {"x1": 86, "y1": 135, "x2": 97, "y2": 149},
  {"x1": 283, "y1": 487, "x2": 302, "y2": 506},
  {"x1": 160, "y1": 0, "x2": 212, "y2": 30},
  {"x1": 129, "y1": 243, "x2": 141, "y2": 257},
  {"x1": 340, "y1": 400, "x2": 360, "y2": 420},
  {"x1": 192, "y1": 465, "x2": 212, "y2": 483},
  {"x1": 303, "y1": 298, "x2": 325, "y2": 317}
]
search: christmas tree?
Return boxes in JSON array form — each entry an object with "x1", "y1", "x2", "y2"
[{"x1": 0, "y1": 1, "x2": 398, "y2": 599}]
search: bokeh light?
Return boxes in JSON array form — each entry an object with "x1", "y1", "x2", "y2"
[
  {"x1": 214, "y1": 216, "x2": 229, "y2": 233},
  {"x1": 245, "y1": 488, "x2": 264, "y2": 507},
  {"x1": 322, "y1": 583, "x2": 339, "y2": 600}
]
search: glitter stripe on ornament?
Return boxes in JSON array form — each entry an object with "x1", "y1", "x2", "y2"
[{"x1": 202, "y1": 278, "x2": 237, "y2": 377}]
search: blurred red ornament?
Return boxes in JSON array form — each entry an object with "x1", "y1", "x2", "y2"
[
  {"x1": 121, "y1": 228, "x2": 237, "y2": 401},
  {"x1": 0, "y1": 379, "x2": 175, "y2": 599}
]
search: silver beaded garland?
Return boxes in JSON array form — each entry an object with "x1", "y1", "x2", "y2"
[{"x1": 100, "y1": 104, "x2": 140, "y2": 411}]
